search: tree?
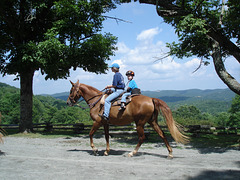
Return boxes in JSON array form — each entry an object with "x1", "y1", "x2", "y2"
[
  {"x1": 0, "y1": 0, "x2": 118, "y2": 132},
  {"x1": 214, "y1": 112, "x2": 229, "y2": 127},
  {"x1": 172, "y1": 105, "x2": 214, "y2": 125},
  {"x1": 174, "y1": 105, "x2": 201, "y2": 119},
  {"x1": 227, "y1": 95, "x2": 240, "y2": 127},
  {"x1": 121, "y1": 0, "x2": 240, "y2": 95}
]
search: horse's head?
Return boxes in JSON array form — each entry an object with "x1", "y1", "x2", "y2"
[{"x1": 67, "y1": 80, "x2": 83, "y2": 106}]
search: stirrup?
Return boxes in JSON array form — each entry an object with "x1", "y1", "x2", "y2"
[
  {"x1": 119, "y1": 103, "x2": 126, "y2": 111},
  {"x1": 98, "y1": 113, "x2": 109, "y2": 121}
]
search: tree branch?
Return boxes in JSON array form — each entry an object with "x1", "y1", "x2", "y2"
[
  {"x1": 153, "y1": 53, "x2": 171, "y2": 63},
  {"x1": 139, "y1": 0, "x2": 240, "y2": 63},
  {"x1": 155, "y1": 0, "x2": 190, "y2": 17},
  {"x1": 192, "y1": 58, "x2": 203, "y2": 74},
  {"x1": 103, "y1": 15, "x2": 132, "y2": 24},
  {"x1": 136, "y1": 0, "x2": 240, "y2": 94},
  {"x1": 212, "y1": 40, "x2": 240, "y2": 95},
  {"x1": 207, "y1": 28, "x2": 240, "y2": 63}
]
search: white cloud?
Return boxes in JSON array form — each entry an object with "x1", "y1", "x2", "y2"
[
  {"x1": 111, "y1": 59, "x2": 124, "y2": 67},
  {"x1": 151, "y1": 58, "x2": 181, "y2": 72},
  {"x1": 224, "y1": 57, "x2": 240, "y2": 81},
  {"x1": 1, "y1": 26, "x2": 231, "y2": 94},
  {"x1": 184, "y1": 58, "x2": 201, "y2": 69},
  {"x1": 112, "y1": 27, "x2": 221, "y2": 90},
  {"x1": 116, "y1": 42, "x2": 130, "y2": 54},
  {"x1": 117, "y1": 42, "x2": 166, "y2": 65},
  {"x1": 137, "y1": 27, "x2": 161, "y2": 41}
]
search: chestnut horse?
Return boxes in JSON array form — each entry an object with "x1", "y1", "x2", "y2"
[{"x1": 67, "y1": 80, "x2": 189, "y2": 158}]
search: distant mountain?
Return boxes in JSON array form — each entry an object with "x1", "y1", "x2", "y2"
[
  {"x1": 41, "y1": 92, "x2": 70, "y2": 101},
  {"x1": 0, "y1": 82, "x2": 18, "y2": 89},
  {"x1": 143, "y1": 88, "x2": 235, "y2": 102},
  {"x1": 1, "y1": 81, "x2": 236, "y2": 114},
  {"x1": 49, "y1": 88, "x2": 235, "y2": 102},
  {"x1": 142, "y1": 89, "x2": 235, "y2": 113},
  {"x1": 46, "y1": 88, "x2": 236, "y2": 114}
]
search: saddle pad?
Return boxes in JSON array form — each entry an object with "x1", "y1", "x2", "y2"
[{"x1": 100, "y1": 94, "x2": 132, "y2": 106}]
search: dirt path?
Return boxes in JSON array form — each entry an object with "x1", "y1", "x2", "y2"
[{"x1": 0, "y1": 136, "x2": 239, "y2": 180}]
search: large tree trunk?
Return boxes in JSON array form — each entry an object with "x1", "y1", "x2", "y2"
[
  {"x1": 19, "y1": 71, "x2": 34, "y2": 133},
  {"x1": 212, "y1": 40, "x2": 240, "y2": 95}
]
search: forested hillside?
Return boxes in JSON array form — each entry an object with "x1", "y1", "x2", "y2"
[
  {"x1": 0, "y1": 82, "x2": 90, "y2": 125},
  {"x1": 47, "y1": 88, "x2": 235, "y2": 114},
  {"x1": 0, "y1": 82, "x2": 239, "y2": 127}
]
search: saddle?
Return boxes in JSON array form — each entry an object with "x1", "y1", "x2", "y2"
[{"x1": 100, "y1": 93, "x2": 140, "y2": 107}]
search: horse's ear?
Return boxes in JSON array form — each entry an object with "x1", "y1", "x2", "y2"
[
  {"x1": 70, "y1": 80, "x2": 74, "y2": 86},
  {"x1": 77, "y1": 80, "x2": 79, "y2": 84}
]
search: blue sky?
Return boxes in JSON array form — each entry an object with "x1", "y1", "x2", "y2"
[{"x1": 1, "y1": 2, "x2": 239, "y2": 95}]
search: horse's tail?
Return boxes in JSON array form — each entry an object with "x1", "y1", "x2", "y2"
[{"x1": 152, "y1": 98, "x2": 189, "y2": 144}]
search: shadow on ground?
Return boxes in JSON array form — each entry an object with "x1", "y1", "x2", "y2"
[
  {"x1": 5, "y1": 128, "x2": 239, "y2": 155},
  {"x1": 66, "y1": 148, "x2": 173, "y2": 159},
  {"x1": 187, "y1": 169, "x2": 240, "y2": 180}
]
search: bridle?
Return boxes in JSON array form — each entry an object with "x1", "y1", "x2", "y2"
[{"x1": 69, "y1": 86, "x2": 105, "y2": 109}]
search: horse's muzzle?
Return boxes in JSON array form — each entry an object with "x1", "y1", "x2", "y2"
[{"x1": 66, "y1": 98, "x2": 74, "y2": 106}]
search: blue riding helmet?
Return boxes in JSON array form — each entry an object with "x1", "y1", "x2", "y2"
[{"x1": 109, "y1": 63, "x2": 120, "y2": 69}]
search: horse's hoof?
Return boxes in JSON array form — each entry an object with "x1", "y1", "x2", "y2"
[
  {"x1": 104, "y1": 151, "x2": 109, "y2": 156},
  {"x1": 128, "y1": 152, "x2": 133, "y2": 157},
  {"x1": 167, "y1": 154, "x2": 173, "y2": 159}
]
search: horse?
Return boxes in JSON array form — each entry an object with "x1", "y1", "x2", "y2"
[{"x1": 67, "y1": 80, "x2": 189, "y2": 158}]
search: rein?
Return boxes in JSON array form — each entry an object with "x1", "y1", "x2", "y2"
[
  {"x1": 87, "y1": 93, "x2": 104, "y2": 109},
  {"x1": 75, "y1": 89, "x2": 105, "y2": 110}
]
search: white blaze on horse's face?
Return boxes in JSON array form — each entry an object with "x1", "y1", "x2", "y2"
[{"x1": 67, "y1": 80, "x2": 81, "y2": 106}]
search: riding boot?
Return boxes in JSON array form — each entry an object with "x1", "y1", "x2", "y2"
[
  {"x1": 119, "y1": 102, "x2": 126, "y2": 111},
  {"x1": 98, "y1": 113, "x2": 109, "y2": 122}
]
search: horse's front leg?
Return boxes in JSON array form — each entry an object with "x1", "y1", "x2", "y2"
[
  {"x1": 89, "y1": 121, "x2": 101, "y2": 156},
  {"x1": 128, "y1": 125, "x2": 145, "y2": 157},
  {"x1": 103, "y1": 123, "x2": 110, "y2": 156}
]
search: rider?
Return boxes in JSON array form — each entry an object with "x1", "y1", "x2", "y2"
[
  {"x1": 119, "y1": 70, "x2": 138, "y2": 110},
  {"x1": 99, "y1": 63, "x2": 125, "y2": 122}
]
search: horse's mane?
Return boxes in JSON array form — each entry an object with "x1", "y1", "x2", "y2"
[{"x1": 80, "y1": 83, "x2": 100, "y2": 93}]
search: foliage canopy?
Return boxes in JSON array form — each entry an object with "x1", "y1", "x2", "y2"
[
  {"x1": 0, "y1": 0, "x2": 119, "y2": 132},
  {"x1": 0, "y1": 0, "x2": 118, "y2": 79}
]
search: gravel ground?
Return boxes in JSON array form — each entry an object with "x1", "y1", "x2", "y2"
[{"x1": 0, "y1": 136, "x2": 239, "y2": 180}]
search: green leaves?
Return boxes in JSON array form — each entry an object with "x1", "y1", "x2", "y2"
[
  {"x1": 160, "y1": 0, "x2": 240, "y2": 60},
  {"x1": 176, "y1": 14, "x2": 208, "y2": 36},
  {"x1": 227, "y1": 95, "x2": 240, "y2": 127},
  {"x1": 0, "y1": 0, "x2": 118, "y2": 79},
  {"x1": 168, "y1": 12, "x2": 212, "y2": 59},
  {"x1": 223, "y1": 0, "x2": 240, "y2": 44}
]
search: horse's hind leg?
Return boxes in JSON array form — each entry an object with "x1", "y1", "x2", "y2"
[
  {"x1": 103, "y1": 124, "x2": 110, "y2": 156},
  {"x1": 89, "y1": 121, "x2": 101, "y2": 156},
  {"x1": 149, "y1": 120, "x2": 173, "y2": 159},
  {"x1": 128, "y1": 124, "x2": 145, "y2": 157}
]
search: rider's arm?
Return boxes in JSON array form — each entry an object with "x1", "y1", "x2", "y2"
[{"x1": 105, "y1": 85, "x2": 116, "y2": 89}]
